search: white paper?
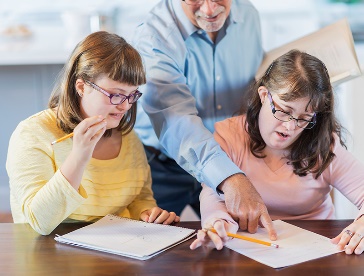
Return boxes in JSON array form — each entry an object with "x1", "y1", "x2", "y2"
[
  {"x1": 225, "y1": 220, "x2": 342, "y2": 268},
  {"x1": 55, "y1": 214, "x2": 196, "y2": 260}
]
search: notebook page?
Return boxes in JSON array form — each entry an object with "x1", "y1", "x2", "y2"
[
  {"x1": 226, "y1": 220, "x2": 342, "y2": 268},
  {"x1": 55, "y1": 214, "x2": 196, "y2": 260}
]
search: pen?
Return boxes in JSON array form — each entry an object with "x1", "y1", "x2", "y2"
[
  {"x1": 207, "y1": 228, "x2": 279, "y2": 248},
  {"x1": 51, "y1": 133, "x2": 74, "y2": 145}
]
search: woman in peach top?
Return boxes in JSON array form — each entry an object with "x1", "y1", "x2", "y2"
[{"x1": 190, "y1": 50, "x2": 364, "y2": 255}]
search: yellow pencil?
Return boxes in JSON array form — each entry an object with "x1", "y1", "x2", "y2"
[
  {"x1": 51, "y1": 133, "x2": 74, "y2": 145},
  {"x1": 207, "y1": 228, "x2": 279, "y2": 248}
]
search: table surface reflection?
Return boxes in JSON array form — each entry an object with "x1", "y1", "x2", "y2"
[{"x1": 1, "y1": 220, "x2": 363, "y2": 275}]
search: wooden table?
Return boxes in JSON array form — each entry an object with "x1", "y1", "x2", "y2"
[{"x1": 1, "y1": 220, "x2": 363, "y2": 275}]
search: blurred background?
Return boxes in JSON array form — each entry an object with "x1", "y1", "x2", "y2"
[{"x1": 1, "y1": 0, "x2": 364, "y2": 222}]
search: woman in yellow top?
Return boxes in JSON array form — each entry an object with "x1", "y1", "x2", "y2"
[{"x1": 6, "y1": 31, "x2": 179, "y2": 235}]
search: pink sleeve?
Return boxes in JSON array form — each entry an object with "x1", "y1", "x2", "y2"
[
  {"x1": 199, "y1": 117, "x2": 245, "y2": 232},
  {"x1": 213, "y1": 118, "x2": 238, "y2": 161},
  {"x1": 200, "y1": 184, "x2": 239, "y2": 232},
  {"x1": 213, "y1": 116, "x2": 249, "y2": 171},
  {"x1": 328, "y1": 135, "x2": 364, "y2": 219}
]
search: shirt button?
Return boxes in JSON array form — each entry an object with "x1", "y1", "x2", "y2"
[
  {"x1": 197, "y1": 30, "x2": 203, "y2": 35},
  {"x1": 217, "y1": 105, "x2": 222, "y2": 110},
  {"x1": 216, "y1": 75, "x2": 221, "y2": 81}
]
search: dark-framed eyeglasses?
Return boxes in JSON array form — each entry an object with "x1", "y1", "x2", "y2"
[
  {"x1": 182, "y1": 0, "x2": 224, "y2": 7},
  {"x1": 85, "y1": 80, "x2": 142, "y2": 105},
  {"x1": 267, "y1": 91, "x2": 316, "y2": 130}
]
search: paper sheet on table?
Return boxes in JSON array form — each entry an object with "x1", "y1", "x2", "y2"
[{"x1": 225, "y1": 220, "x2": 342, "y2": 268}]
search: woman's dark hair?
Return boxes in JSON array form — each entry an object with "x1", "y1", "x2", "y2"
[
  {"x1": 244, "y1": 49, "x2": 345, "y2": 178},
  {"x1": 48, "y1": 31, "x2": 146, "y2": 137}
]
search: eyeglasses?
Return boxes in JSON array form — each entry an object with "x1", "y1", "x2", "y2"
[
  {"x1": 85, "y1": 80, "x2": 142, "y2": 105},
  {"x1": 267, "y1": 91, "x2": 316, "y2": 130},
  {"x1": 182, "y1": 0, "x2": 224, "y2": 7}
]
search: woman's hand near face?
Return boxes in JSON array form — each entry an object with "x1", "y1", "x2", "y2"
[
  {"x1": 190, "y1": 220, "x2": 233, "y2": 250},
  {"x1": 71, "y1": 115, "x2": 107, "y2": 163},
  {"x1": 331, "y1": 216, "x2": 364, "y2": 255},
  {"x1": 140, "y1": 207, "x2": 180, "y2": 225},
  {"x1": 60, "y1": 115, "x2": 107, "y2": 190}
]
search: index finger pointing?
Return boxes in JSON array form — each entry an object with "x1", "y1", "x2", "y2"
[{"x1": 260, "y1": 212, "x2": 277, "y2": 241}]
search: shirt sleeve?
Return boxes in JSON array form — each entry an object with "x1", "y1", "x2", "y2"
[
  {"x1": 6, "y1": 120, "x2": 85, "y2": 235},
  {"x1": 133, "y1": 33, "x2": 242, "y2": 191},
  {"x1": 326, "y1": 134, "x2": 364, "y2": 219},
  {"x1": 200, "y1": 184, "x2": 239, "y2": 232},
  {"x1": 213, "y1": 118, "x2": 241, "y2": 160}
]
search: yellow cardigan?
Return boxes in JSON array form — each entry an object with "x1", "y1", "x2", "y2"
[{"x1": 6, "y1": 109, "x2": 156, "y2": 235}]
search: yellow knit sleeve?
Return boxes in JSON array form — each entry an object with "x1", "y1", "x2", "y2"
[{"x1": 7, "y1": 112, "x2": 86, "y2": 235}]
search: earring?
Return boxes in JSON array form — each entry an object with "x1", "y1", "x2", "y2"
[{"x1": 77, "y1": 91, "x2": 83, "y2": 97}]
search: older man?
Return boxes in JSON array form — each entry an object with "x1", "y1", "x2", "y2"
[{"x1": 133, "y1": 0, "x2": 276, "y2": 239}]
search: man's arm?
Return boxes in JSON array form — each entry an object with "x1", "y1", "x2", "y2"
[
  {"x1": 133, "y1": 32, "x2": 241, "y2": 190},
  {"x1": 137, "y1": 42, "x2": 276, "y2": 237},
  {"x1": 218, "y1": 174, "x2": 277, "y2": 240}
]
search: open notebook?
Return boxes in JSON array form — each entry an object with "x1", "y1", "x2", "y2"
[{"x1": 55, "y1": 214, "x2": 196, "y2": 260}]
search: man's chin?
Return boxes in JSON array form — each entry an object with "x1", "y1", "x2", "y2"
[
  {"x1": 198, "y1": 23, "x2": 223, "y2": 33},
  {"x1": 197, "y1": 18, "x2": 225, "y2": 33}
]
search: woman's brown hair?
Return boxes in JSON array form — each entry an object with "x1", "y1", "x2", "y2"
[
  {"x1": 244, "y1": 49, "x2": 345, "y2": 178},
  {"x1": 48, "y1": 31, "x2": 146, "y2": 137}
]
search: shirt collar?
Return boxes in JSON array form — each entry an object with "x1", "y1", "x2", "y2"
[
  {"x1": 171, "y1": 0, "x2": 198, "y2": 40},
  {"x1": 229, "y1": 0, "x2": 246, "y2": 24}
]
